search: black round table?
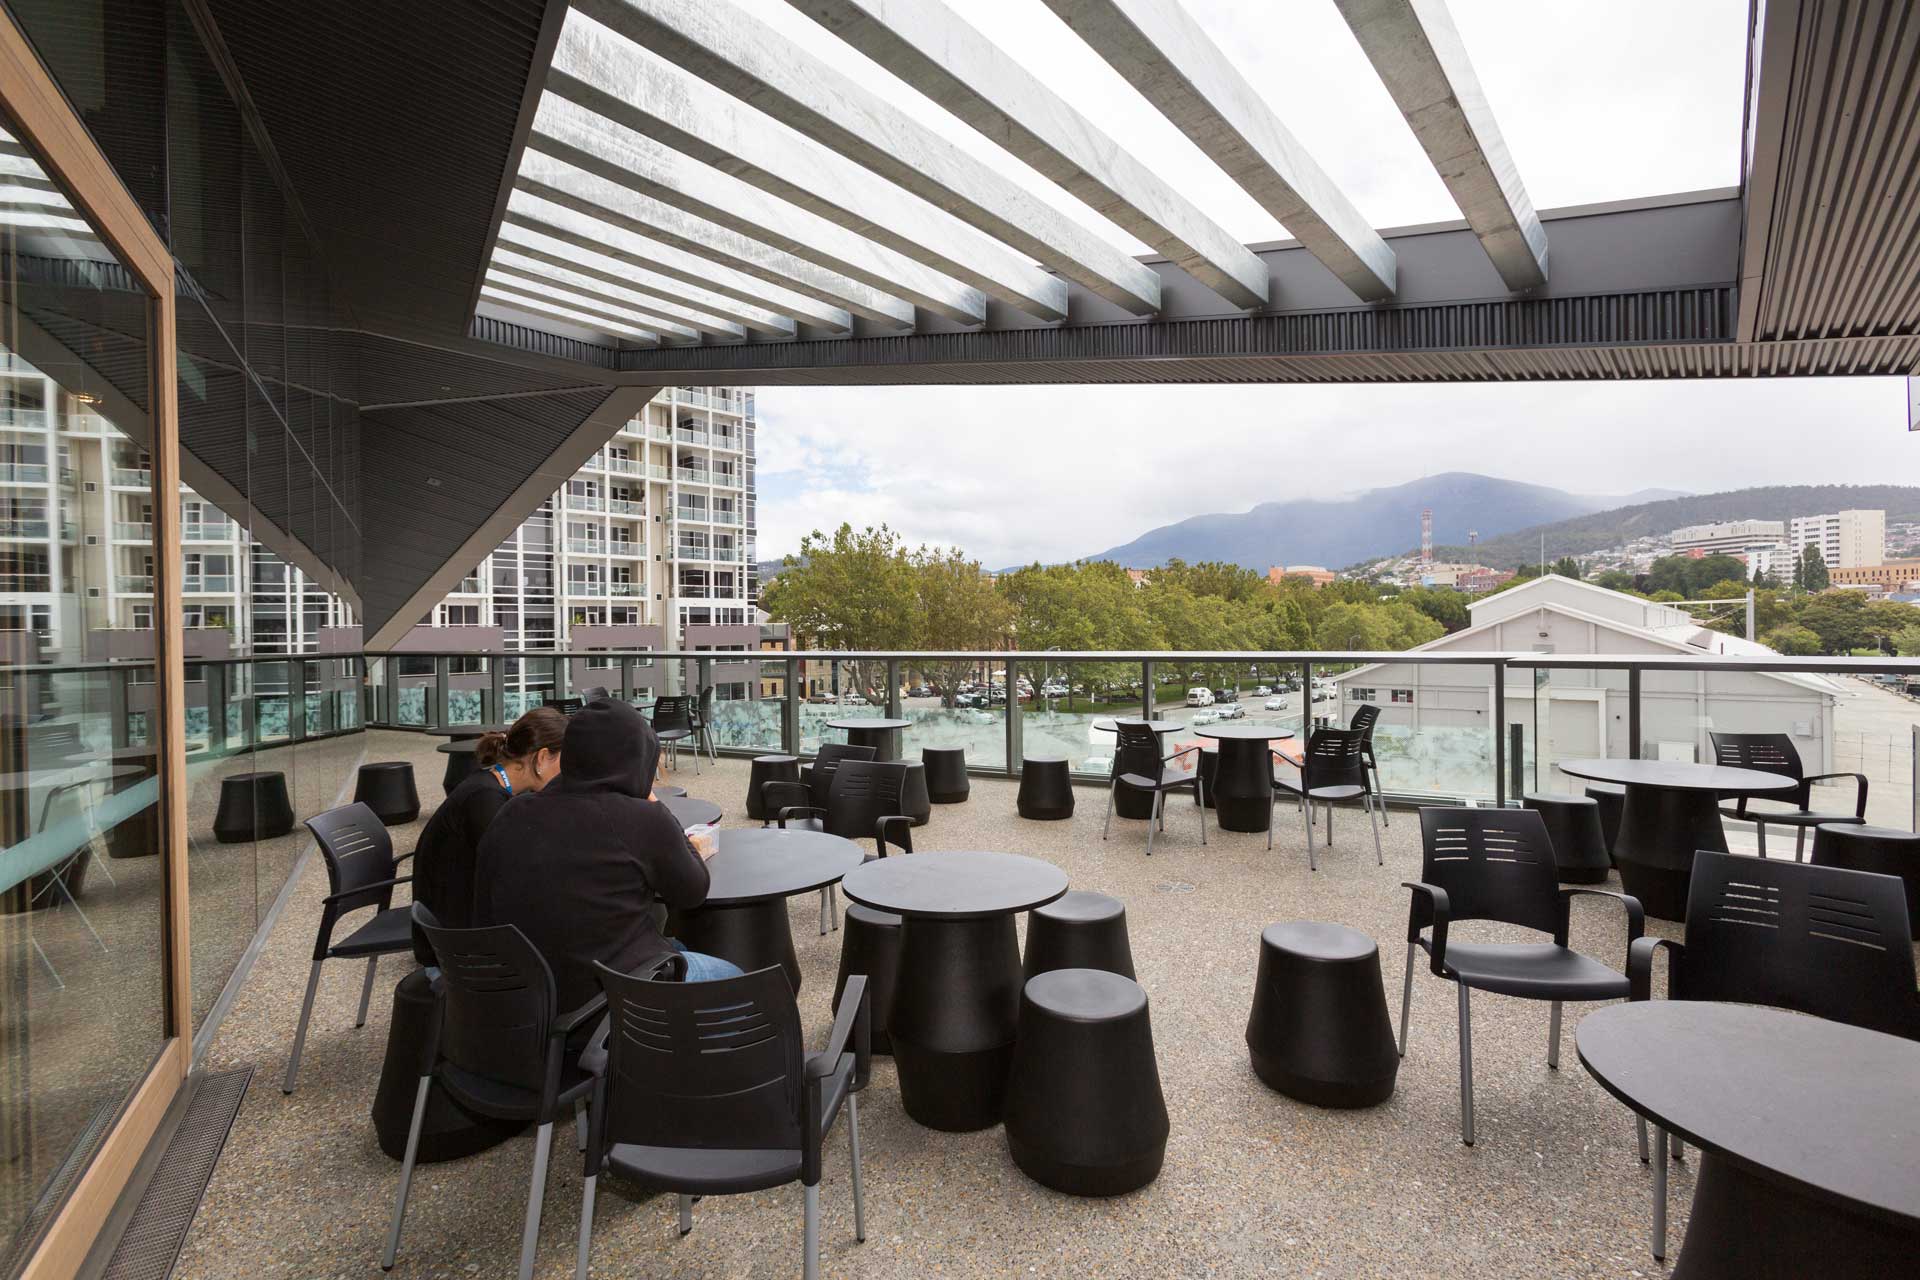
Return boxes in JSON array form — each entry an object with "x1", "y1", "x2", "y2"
[
  {"x1": 841, "y1": 851, "x2": 1068, "y2": 1131},
  {"x1": 655, "y1": 783, "x2": 687, "y2": 799},
  {"x1": 827, "y1": 717, "x2": 912, "y2": 761},
  {"x1": 673, "y1": 828, "x2": 864, "y2": 992},
  {"x1": 1557, "y1": 759, "x2": 1795, "y2": 920},
  {"x1": 435, "y1": 723, "x2": 507, "y2": 741},
  {"x1": 433, "y1": 739, "x2": 480, "y2": 794},
  {"x1": 1578, "y1": 1001, "x2": 1920, "y2": 1278},
  {"x1": 1191, "y1": 725, "x2": 1300, "y2": 833},
  {"x1": 1093, "y1": 719, "x2": 1184, "y2": 820},
  {"x1": 662, "y1": 795, "x2": 721, "y2": 828}
]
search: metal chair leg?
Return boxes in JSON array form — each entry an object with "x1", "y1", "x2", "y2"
[
  {"x1": 1145, "y1": 792, "x2": 1159, "y2": 857},
  {"x1": 1102, "y1": 778, "x2": 1116, "y2": 839},
  {"x1": 818, "y1": 885, "x2": 838, "y2": 935},
  {"x1": 1673, "y1": 1136, "x2": 1685, "y2": 1161},
  {"x1": 575, "y1": 1101, "x2": 588, "y2": 1152},
  {"x1": 1547, "y1": 1000, "x2": 1563, "y2": 1069},
  {"x1": 518, "y1": 1121, "x2": 554, "y2": 1280},
  {"x1": 1795, "y1": 824, "x2": 1806, "y2": 862},
  {"x1": 1652, "y1": 1125, "x2": 1668, "y2": 1260},
  {"x1": 1755, "y1": 822, "x2": 1767, "y2": 859},
  {"x1": 382, "y1": 1077, "x2": 431, "y2": 1270},
  {"x1": 1456, "y1": 983, "x2": 1475, "y2": 1147},
  {"x1": 355, "y1": 955, "x2": 379, "y2": 1029},
  {"x1": 575, "y1": 1173, "x2": 597, "y2": 1280},
  {"x1": 1398, "y1": 941, "x2": 1415, "y2": 1056},
  {"x1": 804, "y1": 1182, "x2": 821, "y2": 1280},
  {"x1": 1637, "y1": 1115, "x2": 1650, "y2": 1163},
  {"x1": 284, "y1": 958, "x2": 325, "y2": 1094},
  {"x1": 1373, "y1": 761, "x2": 1389, "y2": 826},
  {"x1": 1327, "y1": 800, "x2": 1335, "y2": 845},
  {"x1": 1195, "y1": 774, "x2": 1206, "y2": 845},
  {"x1": 848, "y1": 1092, "x2": 866, "y2": 1242},
  {"x1": 679, "y1": 1193, "x2": 693, "y2": 1236},
  {"x1": 1366, "y1": 795, "x2": 1383, "y2": 866},
  {"x1": 1303, "y1": 793, "x2": 1316, "y2": 871}
]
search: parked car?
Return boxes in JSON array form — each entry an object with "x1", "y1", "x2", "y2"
[
  {"x1": 1190, "y1": 708, "x2": 1220, "y2": 725},
  {"x1": 1212, "y1": 688, "x2": 1239, "y2": 704},
  {"x1": 1254, "y1": 685, "x2": 1273, "y2": 696},
  {"x1": 908, "y1": 684, "x2": 933, "y2": 699},
  {"x1": 1215, "y1": 701, "x2": 1246, "y2": 719},
  {"x1": 1264, "y1": 695, "x2": 1288, "y2": 711},
  {"x1": 1313, "y1": 688, "x2": 1333, "y2": 702},
  {"x1": 1185, "y1": 687, "x2": 1214, "y2": 707}
]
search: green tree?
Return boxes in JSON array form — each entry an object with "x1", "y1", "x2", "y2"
[
  {"x1": 759, "y1": 523, "x2": 919, "y2": 700},
  {"x1": 1762, "y1": 624, "x2": 1823, "y2": 655},
  {"x1": 1796, "y1": 591, "x2": 1871, "y2": 653},
  {"x1": 1891, "y1": 623, "x2": 1920, "y2": 657},
  {"x1": 1399, "y1": 586, "x2": 1470, "y2": 633},
  {"x1": 1795, "y1": 545, "x2": 1830, "y2": 592},
  {"x1": 910, "y1": 545, "x2": 1013, "y2": 704},
  {"x1": 1548, "y1": 556, "x2": 1582, "y2": 579},
  {"x1": 1592, "y1": 569, "x2": 1635, "y2": 592}
]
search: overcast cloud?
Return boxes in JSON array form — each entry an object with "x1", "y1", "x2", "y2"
[{"x1": 747, "y1": 0, "x2": 1918, "y2": 566}]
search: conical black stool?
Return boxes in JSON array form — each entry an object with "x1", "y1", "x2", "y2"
[
  {"x1": 923, "y1": 747, "x2": 969, "y2": 804},
  {"x1": 213, "y1": 771, "x2": 295, "y2": 843},
  {"x1": 1246, "y1": 922, "x2": 1398, "y2": 1108},
  {"x1": 746, "y1": 754, "x2": 800, "y2": 822},
  {"x1": 1585, "y1": 783, "x2": 1625, "y2": 865},
  {"x1": 354, "y1": 762, "x2": 420, "y2": 826},
  {"x1": 833, "y1": 903, "x2": 902, "y2": 1054},
  {"x1": 1004, "y1": 968, "x2": 1168, "y2": 1196},
  {"x1": 1017, "y1": 757, "x2": 1074, "y2": 820},
  {"x1": 1023, "y1": 891, "x2": 1134, "y2": 980},
  {"x1": 1523, "y1": 793, "x2": 1611, "y2": 884}
]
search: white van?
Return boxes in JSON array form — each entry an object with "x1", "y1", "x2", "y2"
[{"x1": 1185, "y1": 687, "x2": 1214, "y2": 707}]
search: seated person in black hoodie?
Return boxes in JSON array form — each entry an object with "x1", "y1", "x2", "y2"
[{"x1": 474, "y1": 698, "x2": 741, "y2": 1017}]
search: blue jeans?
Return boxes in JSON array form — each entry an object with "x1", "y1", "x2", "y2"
[{"x1": 667, "y1": 939, "x2": 744, "y2": 982}]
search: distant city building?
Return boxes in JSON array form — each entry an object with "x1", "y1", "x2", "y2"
[
  {"x1": 1670, "y1": 518, "x2": 1787, "y2": 570},
  {"x1": 1826, "y1": 560, "x2": 1920, "y2": 592},
  {"x1": 1269, "y1": 565, "x2": 1335, "y2": 587},
  {"x1": 1125, "y1": 568, "x2": 1150, "y2": 587},
  {"x1": 1455, "y1": 569, "x2": 1515, "y2": 593},
  {"x1": 1415, "y1": 561, "x2": 1494, "y2": 589},
  {"x1": 1736, "y1": 544, "x2": 1792, "y2": 581},
  {"x1": 1789, "y1": 508, "x2": 1885, "y2": 569}
]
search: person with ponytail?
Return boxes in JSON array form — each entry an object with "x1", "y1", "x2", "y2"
[{"x1": 412, "y1": 705, "x2": 566, "y2": 934}]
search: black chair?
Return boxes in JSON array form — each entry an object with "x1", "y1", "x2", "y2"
[
  {"x1": 1023, "y1": 890, "x2": 1135, "y2": 980},
  {"x1": 1400, "y1": 807, "x2": 1643, "y2": 1145},
  {"x1": 793, "y1": 742, "x2": 877, "y2": 810},
  {"x1": 1270, "y1": 728, "x2": 1381, "y2": 869},
  {"x1": 898, "y1": 761, "x2": 931, "y2": 827},
  {"x1": 354, "y1": 761, "x2": 420, "y2": 826},
  {"x1": 579, "y1": 685, "x2": 611, "y2": 702},
  {"x1": 1709, "y1": 731, "x2": 1867, "y2": 860},
  {"x1": 774, "y1": 760, "x2": 913, "y2": 934},
  {"x1": 1811, "y1": 822, "x2": 1920, "y2": 940},
  {"x1": 690, "y1": 684, "x2": 718, "y2": 762},
  {"x1": 1348, "y1": 703, "x2": 1389, "y2": 827},
  {"x1": 746, "y1": 754, "x2": 801, "y2": 822},
  {"x1": 1585, "y1": 782, "x2": 1625, "y2": 863},
  {"x1": 577, "y1": 962, "x2": 872, "y2": 1280},
  {"x1": 1101, "y1": 722, "x2": 1204, "y2": 855},
  {"x1": 1017, "y1": 757, "x2": 1074, "y2": 820},
  {"x1": 213, "y1": 770, "x2": 295, "y2": 843},
  {"x1": 651, "y1": 694, "x2": 699, "y2": 774},
  {"x1": 285, "y1": 803, "x2": 417, "y2": 1095},
  {"x1": 1522, "y1": 793, "x2": 1612, "y2": 884},
  {"x1": 922, "y1": 746, "x2": 969, "y2": 803},
  {"x1": 1246, "y1": 922, "x2": 1398, "y2": 1108},
  {"x1": 1627, "y1": 850, "x2": 1920, "y2": 1261},
  {"x1": 552, "y1": 696, "x2": 585, "y2": 716},
  {"x1": 384, "y1": 909, "x2": 613, "y2": 1280},
  {"x1": 1003, "y1": 969, "x2": 1168, "y2": 1196}
]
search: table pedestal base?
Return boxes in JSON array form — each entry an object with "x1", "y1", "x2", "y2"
[
  {"x1": 673, "y1": 900, "x2": 802, "y2": 994},
  {"x1": 1209, "y1": 740, "x2": 1272, "y2": 833},
  {"x1": 1615, "y1": 785, "x2": 1729, "y2": 921},
  {"x1": 888, "y1": 914, "x2": 1022, "y2": 1131},
  {"x1": 846, "y1": 725, "x2": 902, "y2": 762},
  {"x1": 1675, "y1": 1153, "x2": 1915, "y2": 1279}
]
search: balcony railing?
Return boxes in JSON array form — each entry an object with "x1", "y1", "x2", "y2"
[
  {"x1": 182, "y1": 575, "x2": 235, "y2": 593},
  {"x1": 0, "y1": 517, "x2": 51, "y2": 537},
  {"x1": 675, "y1": 507, "x2": 742, "y2": 525},
  {"x1": 116, "y1": 574, "x2": 154, "y2": 593},
  {"x1": 564, "y1": 493, "x2": 605, "y2": 511},
  {"x1": 606, "y1": 541, "x2": 645, "y2": 557},
  {"x1": 0, "y1": 462, "x2": 50, "y2": 483},
  {"x1": 603, "y1": 456, "x2": 643, "y2": 475},
  {"x1": 113, "y1": 521, "x2": 153, "y2": 541},
  {"x1": 607, "y1": 497, "x2": 646, "y2": 515},
  {"x1": 609, "y1": 581, "x2": 642, "y2": 596},
  {"x1": 566, "y1": 580, "x2": 609, "y2": 596},
  {"x1": 566, "y1": 539, "x2": 605, "y2": 554},
  {"x1": 0, "y1": 409, "x2": 48, "y2": 429},
  {"x1": 111, "y1": 467, "x2": 151, "y2": 487},
  {"x1": 183, "y1": 520, "x2": 234, "y2": 541}
]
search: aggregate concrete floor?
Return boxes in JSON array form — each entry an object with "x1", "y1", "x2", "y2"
[{"x1": 176, "y1": 731, "x2": 1712, "y2": 1279}]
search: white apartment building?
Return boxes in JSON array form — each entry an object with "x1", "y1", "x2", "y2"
[
  {"x1": 422, "y1": 386, "x2": 757, "y2": 651},
  {"x1": 1669, "y1": 518, "x2": 1786, "y2": 558},
  {"x1": 1789, "y1": 509, "x2": 1885, "y2": 569}
]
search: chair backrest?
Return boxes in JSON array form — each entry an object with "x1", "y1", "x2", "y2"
[
  {"x1": 1348, "y1": 703, "x2": 1380, "y2": 739},
  {"x1": 697, "y1": 685, "x2": 715, "y2": 724},
  {"x1": 809, "y1": 742, "x2": 875, "y2": 806},
  {"x1": 1111, "y1": 721, "x2": 1164, "y2": 777},
  {"x1": 1677, "y1": 850, "x2": 1919, "y2": 1039},
  {"x1": 595, "y1": 961, "x2": 805, "y2": 1156},
  {"x1": 1301, "y1": 727, "x2": 1368, "y2": 790},
  {"x1": 1415, "y1": 807, "x2": 1562, "y2": 935},
  {"x1": 580, "y1": 686, "x2": 611, "y2": 702},
  {"x1": 1708, "y1": 732, "x2": 1805, "y2": 784},
  {"x1": 824, "y1": 759, "x2": 908, "y2": 842},
  {"x1": 304, "y1": 802, "x2": 397, "y2": 916},
  {"x1": 415, "y1": 907, "x2": 560, "y2": 1095},
  {"x1": 652, "y1": 694, "x2": 696, "y2": 733},
  {"x1": 553, "y1": 696, "x2": 585, "y2": 716}
]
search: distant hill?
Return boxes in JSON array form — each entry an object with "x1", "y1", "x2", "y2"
[
  {"x1": 1430, "y1": 484, "x2": 1920, "y2": 569},
  {"x1": 1081, "y1": 473, "x2": 1663, "y2": 572}
]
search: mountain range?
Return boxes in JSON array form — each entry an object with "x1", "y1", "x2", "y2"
[{"x1": 1080, "y1": 473, "x2": 1687, "y2": 573}]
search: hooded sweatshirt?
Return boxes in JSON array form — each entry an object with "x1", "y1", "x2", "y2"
[{"x1": 474, "y1": 698, "x2": 711, "y2": 1012}]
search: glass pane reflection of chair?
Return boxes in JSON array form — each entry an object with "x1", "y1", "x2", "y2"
[{"x1": 22, "y1": 769, "x2": 115, "y2": 990}]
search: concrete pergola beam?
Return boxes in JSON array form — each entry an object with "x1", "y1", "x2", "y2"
[
  {"x1": 479, "y1": 286, "x2": 661, "y2": 346},
  {"x1": 529, "y1": 92, "x2": 987, "y2": 325},
  {"x1": 568, "y1": 0, "x2": 1116, "y2": 318},
  {"x1": 1333, "y1": 0, "x2": 1546, "y2": 291},
  {"x1": 483, "y1": 270, "x2": 701, "y2": 343},
  {"x1": 489, "y1": 246, "x2": 754, "y2": 340},
  {"x1": 502, "y1": 192, "x2": 848, "y2": 334},
  {"x1": 790, "y1": 0, "x2": 1267, "y2": 310},
  {"x1": 1047, "y1": 0, "x2": 1397, "y2": 302}
]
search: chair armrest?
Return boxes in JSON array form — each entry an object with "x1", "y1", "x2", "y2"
[
  {"x1": 1803, "y1": 772, "x2": 1870, "y2": 818},
  {"x1": 876, "y1": 815, "x2": 913, "y2": 857},
  {"x1": 392, "y1": 850, "x2": 416, "y2": 867},
  {"x1": 322, "y1": 875, "x2": 412, "y2": 904},
  {"x1": 1162, "y1": 743, "x2": 1201, "y2": 766},
  {"x1": 777, "y1": 805, "x2": 826, "y2": 829},
  {"x1": 552, "y1": 991, "x2": 609, "y2": 1037},
  {"x1": 803, "y1": 975, "x2": 869, "y2": 1185},
  {"x1": 1627, "y1": 936, "x2": 1684, "y2": 1002},
  {"x1": 761, "y1": 779, "x2": 810, "y2": 818},
  {"x1": 1402, "y1": 881, "x2": 1451, "y2": 973},
  {"x1": 1557, "y1": 886, "x2": 1645, "y2": 949}
]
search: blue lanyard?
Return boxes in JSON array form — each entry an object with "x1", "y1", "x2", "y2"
[{"x1": 491, "y1": 765, "x2": 513, "y2": 796}]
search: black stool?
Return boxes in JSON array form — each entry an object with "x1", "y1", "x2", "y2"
[
  {"x1": 1812, "y1": 823, "x2": 1920, "y2": 940},
  {"x1": 438, "y1": 742, "x2": 478, "y2": 796},
  {"x1": 900, "y1": 761, "x2": 931, "y2": 827},
  {"x1": 1585, "y1": 783, "x2": 1625, "y2": 865},
  {"x1": 1017, "y1": 757, "x2": 1074, "y2": 820},
  {"x1": 833, "y1": 903, "x2": 902, "y2": 1054},
  {"x1": 1004, "y1": 969, "x2": 1168, "y2": 1196},
  {"x1": 746, "y1": 754, "x2": 800, "y2": 822},
  {"x1": 1023, "y1": 891, "x2": 1134, "y2": 980},
  {"x1": 1246, "y1": 921, "x2": 1398, "y2": 1108},
  {"x1": 354, "y1": 762, "x2": 420, "y2": 826},
  {"x1": 212, "y1": 771, "x2": 295, "y2": 843},
  {"x1": 1193, "y1": 747, "x2": 1218, "y2": 809},
  {"x1": 372, "y1": 969, "x2": 524, "y2": 1162},
  {"x1": 1523, "y1": 793, "x2": 1611, "y2": 884},
  {"x1": 923, "y1": 747, "x2": 969, "y2": 804}
]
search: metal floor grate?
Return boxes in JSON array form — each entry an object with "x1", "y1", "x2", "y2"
[{"x1": 101, "y1": 1067, "x2": 252, "y2": 1280}]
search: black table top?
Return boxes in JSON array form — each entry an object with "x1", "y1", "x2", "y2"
[
  {"x1": 700, "y1": 828, "x2": 866, "y2": 906},
  {"x1": 1192, "y1": 724, "x2": 1300, "y2": 742},
  {"x1": 841, "y1": 851, "x2": 1068, "y2": 920},
  {"x1": 435, "y1": 739, "x2": 479, "y2": 756},
  {"x1": 663, "y1": 795, "x2": 721, "y2": 827},
  {"x1": 436, "y1": 724, "x2": 508, "y2": 739},
  {"x1": 1577, "y1": 1002, "x2": 1920, "y2": 1226},
  {"x1": 827, "y1": 717, "x2": 912, "y2": 732},
  {"x1": 1092, "y1": 718, "x2": 1185, "y2": 733},
  {"x1": 655, "y1": 783, "x2": 687, "y2": 799},
  {"x1": 1557, "y1": 758, "x2": 1797, "y2": 793}
]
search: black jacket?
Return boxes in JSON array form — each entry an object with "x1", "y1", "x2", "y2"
[
  {"x1": 475, "y1": 698, "x2": 710, "y2": 1013},
  {"x1": 413, "y1": 768, "x2": 511, "y2": 930}
]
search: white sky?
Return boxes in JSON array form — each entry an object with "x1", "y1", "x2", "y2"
[{"x1": 741, "y1": 0, "x2": 1918, "y2": 564}]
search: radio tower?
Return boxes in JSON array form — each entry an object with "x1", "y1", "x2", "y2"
[
  {"x1": 1420, "y1": 508, "x2": 1433, "y2": 563},
  {"x1": 1468, "y1": 529, "x2": 1479, "y2": 548}
]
